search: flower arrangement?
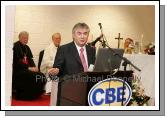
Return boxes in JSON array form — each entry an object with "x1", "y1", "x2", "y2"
[
  {"x1": 144, "y1": 42, "x2": 155, "y2": 55},
  {"x1": 128, "y1": 74, "x2": 150, "y2": 106}
]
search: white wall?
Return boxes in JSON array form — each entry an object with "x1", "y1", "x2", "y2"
[
  {"x1": 5, "y1": 5, "x2": 16, "y2": 106},
  {"x1": 14, "y1": 5, "x2": 155, "y2": 66}
]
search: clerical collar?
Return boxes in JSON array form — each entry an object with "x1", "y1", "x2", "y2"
[
  {"x1": 51, "y1": 42, "x2": 58, "y2": 49},
  {"x1": 19, "y1": 41, "x2": 24, "y2": 46},
  {"x1": 19, "y1": 41, "x2": 27, "y2": 46}
]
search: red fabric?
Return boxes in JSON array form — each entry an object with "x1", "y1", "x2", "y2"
[
  {"x1": 11, "y1": 95, "x2": 50, "y2": 106},
  {"x1": 22, "y1": 56, "x2": 29, "y2": 65}
]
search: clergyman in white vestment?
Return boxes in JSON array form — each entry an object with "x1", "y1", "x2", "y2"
[{"x1": 40, "y1": 33, "x2": 61, "y2": 94}]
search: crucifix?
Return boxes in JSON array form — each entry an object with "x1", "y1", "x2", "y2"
[{"x1": 115, "y1": 33, "x2": 123, "y2": 48}]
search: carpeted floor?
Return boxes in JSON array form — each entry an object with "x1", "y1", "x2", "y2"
[{"x1": 11, "y1": 94, "x2": 50, "y2": 106}]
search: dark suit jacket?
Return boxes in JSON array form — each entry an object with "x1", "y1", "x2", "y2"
[{"x1": 53, "y1": 41, "x2": 96, "y2": 77}]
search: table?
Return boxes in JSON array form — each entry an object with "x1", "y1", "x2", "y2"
[{"x1": 120, "y1": 54, "x2": 155, "y2": 99}]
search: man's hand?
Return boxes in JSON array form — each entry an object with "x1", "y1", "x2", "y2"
[
  {"x1": 28, "y1": 67, "x2": 39, "y2": 72},
  {"x1": 48, "y1": 68, "x2": 59, "y2": 75}
]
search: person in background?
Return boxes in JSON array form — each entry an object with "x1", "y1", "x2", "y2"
[
  {"x1": 12, "y1": 31, "x2": 46, "y2": 100},
  {"x1": 40, "y1": 33, "x2": 61, "y2": 94}
]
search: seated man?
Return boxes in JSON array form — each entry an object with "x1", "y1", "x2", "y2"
[
  {"x1": 40, "y1": 33, "x2": 61, "y2": 94},
  {"x1": 12, "y1": 31, "x2": 46, "y2": 100}
]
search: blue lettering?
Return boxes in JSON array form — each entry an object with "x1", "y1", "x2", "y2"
[
  {"x1": 105, "y1": 88, "x2": 116, "y2": 104},
  {"x1": 117, "y1": 87, "x2": 126, "y2": 102},
  {"x1": 92, "y1": 88, "x2": 104, "y2": 105},
  {"x1": 91, "y1": 86, "x2": 128, "y2": 105}
]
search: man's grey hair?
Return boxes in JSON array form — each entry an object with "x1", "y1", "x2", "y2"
[
  {"x1": 52, "y1": 32, "x2": 61, "y2": 39},
  {"x1": 18, "y1": 31, "x2": 29, "y2": 38},
  {"x1": 72, "y1": 23, "x2": 90, "y2": 34}
]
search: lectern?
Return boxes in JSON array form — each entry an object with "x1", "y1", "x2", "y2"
[{"x1": 56, "y1": 71, "x2": 133, "y2": 106}]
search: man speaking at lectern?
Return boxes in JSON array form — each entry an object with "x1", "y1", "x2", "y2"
[{"x1": 48, "y1": 22, "x2": 96, "y2": 78}]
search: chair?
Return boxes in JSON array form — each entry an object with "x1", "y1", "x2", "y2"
[{"x1": 38, "y1": 50, "x2": 44, "y2": 71}]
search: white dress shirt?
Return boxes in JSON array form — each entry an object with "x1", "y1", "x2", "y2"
[{"x1": 74, "y1": 42, "x2": 88, "y2": 69}]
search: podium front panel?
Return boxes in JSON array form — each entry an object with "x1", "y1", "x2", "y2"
[
  {"x1": 60, "y1": 78, "x2": 87, "y2": 105},
  {"x1": 57, "y1": 71, "x2": 133, "y2": 106}
]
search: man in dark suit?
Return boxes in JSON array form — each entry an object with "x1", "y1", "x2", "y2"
[
  {"x1": 48, "y1": 23, "x2": 96, "y2": 105},
  {"x1": 48, "y1": 23, "x2": 96, "y2": 77}
]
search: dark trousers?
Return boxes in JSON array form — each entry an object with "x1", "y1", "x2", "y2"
[{"x1": 12, "y1": 70, "x2": 46, "y2": 100}]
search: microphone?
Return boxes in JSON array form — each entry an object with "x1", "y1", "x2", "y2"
[
  {"x1": 87, "y1": 35, "x2": 103, "y2": 47},
  {"x1": 98, "y1": 23, "x2": 106, "y2": 48},
  {"x1": 98, "y1": 23, "x2": 102, "y2": 29}
]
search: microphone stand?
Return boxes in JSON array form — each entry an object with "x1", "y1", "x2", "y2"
[
  {"x1": 98, "y1": 23, "x2": 106, "y2": 48},
  {"x1": 87, "y1": 35, "x2": 103, "y2": 47},
  {"x1": 98, "y1": 23, "x2": 141, "y2": 106},
  {"x1": 105, "y1": 42, "x2": 141, "y2": 106}
]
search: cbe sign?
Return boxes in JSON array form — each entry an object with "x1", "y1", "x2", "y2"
[{"x1": 88, "y1": 78, "x2": 132, "y2": 106}]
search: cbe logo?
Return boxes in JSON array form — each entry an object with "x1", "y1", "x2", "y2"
[{"x1": 88, "y1": 78, "x2": 132, "y2": 106}]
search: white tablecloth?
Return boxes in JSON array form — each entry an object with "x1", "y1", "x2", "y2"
[{"x1": 120, "y1": 54, "x2": 155, "y2": 98}]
